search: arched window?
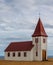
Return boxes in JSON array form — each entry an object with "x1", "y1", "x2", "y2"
[
  {"x1": 18, "y1": 52, "x2": 21, "y2": 57},
  {"x1": 8, "y1": 53, "x2": 10, "y2": 57},
  {"x1": 43, "y1": 39, "x2": 45, "y2": 43},
  {"x1": 35, "y1": 38, "x2": 38, "y2": 43},
  {"x1": 24, "y1": 52, "x2": 27, "y2": 57},
  {"x1": 13, "y1": 53, "x2": 15, "y2": 57},
  {"x1": 36, "y1": 51, "x2": 38, "y2": 56}
]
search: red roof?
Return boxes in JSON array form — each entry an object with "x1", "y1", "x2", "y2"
[
  {"x1": 32, "y1": 18, "x2": 48, "y2": 37},
  {"x1": 5, "y1": 41, "x2": 34, "y2": 51}
]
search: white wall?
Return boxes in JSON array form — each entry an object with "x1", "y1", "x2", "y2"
[
  {"x1": 41, "y1": 36, "x2": 48, "y2": 60},
  {"x1": 5, "y1": 49, "x2": 33, "y2": 61},
  {"x1": 32, "y1": 37, "x2": 42, "y2": 61},
  {"x1": 32, "y1": 36, "x2": 48, "y2": 61}
]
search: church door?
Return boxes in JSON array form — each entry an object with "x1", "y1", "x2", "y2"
[{"x1": 42, "y1": 50, "x2": 46, "y2": 61}]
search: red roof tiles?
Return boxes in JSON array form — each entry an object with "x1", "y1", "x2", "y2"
[
  {"x1": 5, "y1": 41, "x2": 34, "y2": 51},
  {"x1": 32, "y1": 18, "x2": 48, "y2": 37}
]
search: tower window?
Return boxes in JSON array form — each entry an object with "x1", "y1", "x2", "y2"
[
  {"x1": 35, "y1": 38, "x2": 38, "y2": 43},
  {"x1": 18, "y1": 52, "x2": 21, "y2": 57},
  {"x1": 24, "y1": 52, "x2": 27, "y2": 57},
  {"x1": 43, "y1": 39, "x2": 45, "y2": 43},
  {"x1": 36, "y1": 51, "x2": 38, "y2": 56},
  {"x1": 13, "y1": 53, "x2": 15, "y2": 57},
  {"x1": 8, "y1": 53, "x2": 10, "y2": 57}
]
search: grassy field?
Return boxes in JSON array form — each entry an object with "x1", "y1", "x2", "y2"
[{"x1": 0, "y1": 58, "x2": 53, "y2": 65}]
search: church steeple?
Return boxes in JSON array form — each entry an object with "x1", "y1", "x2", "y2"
[
  {"x1": 32, "y1": 18, "x2": 48, "y2": 37},
  {"x1": 32, "y1": 18, "x2": 48, "y2": 61}
]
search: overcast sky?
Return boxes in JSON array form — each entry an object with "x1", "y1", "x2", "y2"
[{"x1": 0, "y1": 0, "x2": 53, "y2": 56}]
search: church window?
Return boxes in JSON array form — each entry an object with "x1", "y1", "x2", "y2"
[
  {"x1": 35, "y1": 38, "x2": 38, "y2": 43},
  {"x1": 36, "y1": 51, "x2": 38, "y2": 56},
  {"x1": 8, "y1": 53, "x2": 10, "y2": 57},
  {"x1": 43, "y1": 39, "x2": 45, "y2": 43},
  {"x1": 18, "y1": 52, "x2": 21, "y2": 57},
  {"x1": 24, "y1": 52, "x2": 27, "y2": 57},
  {"x1": 13, "y1": 53, "x2": 15, "y2": 57}
]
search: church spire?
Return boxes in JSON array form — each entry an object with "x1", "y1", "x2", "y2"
[{"x1": 32, "y1": 18, "x2": 48, "y2": 37}]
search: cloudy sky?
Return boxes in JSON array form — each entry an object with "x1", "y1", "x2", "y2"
[{"x1": 0, "y1": 0, "x2": 53, "y2": 56}]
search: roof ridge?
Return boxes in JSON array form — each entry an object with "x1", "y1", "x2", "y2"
[{"x1": 5, "y1": 41, "x2": 34, "y2": 52}]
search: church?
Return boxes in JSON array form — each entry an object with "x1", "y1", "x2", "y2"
[{"x1": 4, "y1": 18, "x2": 48, "y2": 61}]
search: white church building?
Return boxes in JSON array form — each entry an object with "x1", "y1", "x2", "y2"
[{"x1": 4, "y1": 18, "x2": 48, "y2": 61}]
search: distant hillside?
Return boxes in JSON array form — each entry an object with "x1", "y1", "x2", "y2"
[{"x1": 0, "y1": 56, "x2": 4, "y2": 60}]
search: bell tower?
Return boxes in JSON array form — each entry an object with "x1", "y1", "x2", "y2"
[{"x1": 32, "y1": 18, "x2": 48, "y2": 61}]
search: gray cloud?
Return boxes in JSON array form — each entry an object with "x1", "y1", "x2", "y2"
[
  {"x1": 0, "y1": 0, "x2": 53, "y2": 33},
  {"x1": 33, "y1": 0, "x2": 53, "y2": 6},
  {"x1": 45, "y1": 24, "x2": 53, "y2": 28}
]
